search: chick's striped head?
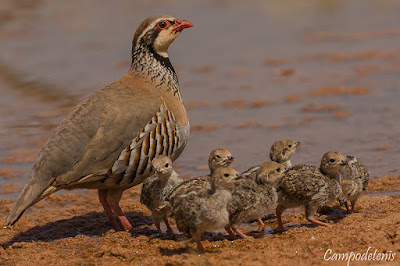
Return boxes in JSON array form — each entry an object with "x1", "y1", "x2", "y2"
[
  {"x1": 208, "y1": 149, "x2": 235, "y2": 173},
  {"x1": 320, "y1": 151, "x2": 348, "y2": 176},
  {"x1": 151, "y1": 155, "x2": 174, "y2": 179},
  {"x1": 211, "y1": 167, "x2": 240, "y2": 190},
  {"x1": 269, "y1": 140, "x2": 301, "y2": 164}
]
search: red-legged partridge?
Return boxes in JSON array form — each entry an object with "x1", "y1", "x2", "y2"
[
  {"x1": 6, "y1": 15, "x2": 193, "y2": 232},
  {"x1": 276, "y1": 151, "x2": 348, "y2": 232},
  {"x1": 140, "y1": 155, "x2": 183, "y2": 236},
  {"x1": 340, "y1": 156, "x2": 370, "y2": 214}
]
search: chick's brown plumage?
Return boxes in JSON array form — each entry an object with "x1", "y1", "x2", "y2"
[
  {"x1": 140, "y1": 155, "x2": 183, "y2": 235},
  {"x1": 172, "y1": 167, "x2": 239, "y2": 253},
  {"x1": 228, "y1": 162, "x2": 285, "y2": 238},
  {"x1": 276, "y1": 151, "x2": 348, "y2": 232},
  {"x1": 340, "y1": 156, "x2": 370, "y2": 213}
]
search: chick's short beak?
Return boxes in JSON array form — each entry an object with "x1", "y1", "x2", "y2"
[
  {"x1": 234, "y1": 174, "x2": 243, "y2": 180},
  {"x1": 173, "y1": 19, "x2": 193, "y2": 32},
  {"x1": 154, "y1": 167, "x2": 161, "y2": 173},
  {"x1": 340, "y1": 158, "x2": 349, "y2": 166},
  {"x1": 295, "y1": 141, "x2": 301, "y2": 148},
  {"x1": 226, "y1": 156, "x2": 235, "y2": 162}
]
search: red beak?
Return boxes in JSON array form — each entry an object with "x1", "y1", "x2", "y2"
[{"x1": 173, "y1": 19, "x2": 193, "y2": 32}]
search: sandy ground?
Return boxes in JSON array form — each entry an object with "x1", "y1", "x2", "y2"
[
  {"x1": 0, "y1": 2, "x2": 400, "y2": 265},
  {"x1": 0, "y1": 175, "x2": 399, "y2": 265}
]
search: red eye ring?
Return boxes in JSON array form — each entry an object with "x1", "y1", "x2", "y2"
[{"x1": 156, "y1": 20, "x2": 170, "y2": 29}]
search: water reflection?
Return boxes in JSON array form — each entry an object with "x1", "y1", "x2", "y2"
[{"x1": 0, "y1": 0, "x2": 399, "y2": 199}]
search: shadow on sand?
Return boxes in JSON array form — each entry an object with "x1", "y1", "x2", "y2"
[{"x1": 1, "y1": 211, "x2": 153, "y2": 248}]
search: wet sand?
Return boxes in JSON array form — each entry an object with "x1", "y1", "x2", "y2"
[{"x1": 0, "y1": 175, "x2": 399, "y2": 265}]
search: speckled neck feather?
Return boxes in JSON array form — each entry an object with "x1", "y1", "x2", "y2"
[{"x1": 130, "y1": 37, "x2": 181, "y2": 101}]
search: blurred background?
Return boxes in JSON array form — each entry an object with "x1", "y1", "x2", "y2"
[{"x1": 1, "y1": 0, "x2": 399, "y2": 199}]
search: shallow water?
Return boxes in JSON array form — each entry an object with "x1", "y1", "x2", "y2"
[
  {"x1": 1, "y1": 0, "x2": 400, "y2": 199},
  {"x1": 365, "y1": 190, "x2": 400, "y2": 197}
]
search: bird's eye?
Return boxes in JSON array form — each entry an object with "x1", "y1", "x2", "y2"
[
  {"x1": 289, "y1": 145, "x2": 292, "y2": 148},
  {"x1": 216, "y1": 155, "x2": 221, "y2": 159},
  {"x1": 276, "y1": 168, "x2": 281, "y2": 172},
  {"x1": 224, "y1": 173, "x2": 229, "y2": 177},
  {"x1": 329, "y1": 159, "x2": 335, "y2": 162},
  {"x1": 165, "y1": 163, "x2": 169, "y2": 167},
  {"x1": 157, "y1": 20, "x2": 168, "y2": 29},
  {"x1": 347, "y1": 193, "x2": 351, "y2": 196}
]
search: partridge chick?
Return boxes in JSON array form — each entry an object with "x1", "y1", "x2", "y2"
[
  {"x1": 165, "y1": 148, "x2": 235, "y2": 210},
  {"x1": 140, "y1": 155, "x2": 183, "y2": 236},
  {"x1": 208, "y1": 148, "x2": 236, "y2": 173},
  {"x1": 276, "y1": 151, "x2": 348, "y2": 232},
  {"x1": 172, "y1": 167, "x2": 239, "y2": 253},
  {"x1": 340, "y1": 156, "x2": 370, "y2": 214},
  {"x1": 228, "y1": 162, "x2": 285, "y2": 239},
  {"x1": 242, "y1": 140, "x2": 301, "y2": 179},
  {"x1": 6, "y1": 15, "x2": 193, "y2": 231},
  {"x1": 241, "y1": 139, "x2": 300, "y2": 229}
]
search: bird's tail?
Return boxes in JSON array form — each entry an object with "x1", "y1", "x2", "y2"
[{"x1": 6, "y1": 178, "x2": 52, "y2": 225}]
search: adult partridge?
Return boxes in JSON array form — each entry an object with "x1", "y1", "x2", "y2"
[
  {"x1": 6, "y1": 15, "x2": 193, "y2": 232},
  {"x1": 340, "y1": 156, "x2": 370, "y2": 214},
  {"x1": 140, "y1": 155, "x2": 183, "y2": 236},
  {"x1": 276, "y1": 151, "x2": 348, "y2": 232}
]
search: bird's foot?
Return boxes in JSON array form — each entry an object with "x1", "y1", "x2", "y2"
[
  {"x1": 224, "y1": 225, "x2": 237, "y2": 240},
  {"x1": 308, "y1": 219, "x2": 332, "y2": 227},
  {"x1": 344, "y1": 202, "x2": 351, "y2": 214},
  {"x1": 274, "y1": 225, "x2": 285, "y2": 233},
  {"x1": 233, "y1": 228, "x2": 248, "y2": 239},
  {"x1": 195, "y1": 239, "x2": 206, "y2": 254},
  {"x1": 110, "y1": 220, "x2": 122, "y2": 231},
  {"x1": 257, "y1": 218, "x2": 265, "y2": 232},
  {"x1": 163, "y1": 217, "x2": 174, "y2": 234},
  {"x1": 117, "y1": 215, "x2": 134, "y2": 232}
]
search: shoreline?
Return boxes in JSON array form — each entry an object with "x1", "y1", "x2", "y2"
[{"x1": 1, "y1": 174, "x2": 399, "y2": 265}]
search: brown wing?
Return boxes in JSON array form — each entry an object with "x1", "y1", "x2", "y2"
[
  {"x1": 341, "y1": 161, "x2": 370, "y2": 191},
  {"x1": 240, "y1": 165, "x2": 259, "y2": 180},
  {"x1": 52, "y1": 85, "x2": 163, "y2": 186},
  {"x1": 279, "y1": 165, "x2": 327, "y2": 200},
  {"x1": 229, "y1": 179, "x2": 258, "y2": 219},
  {"x1": 166, "y1": 176, "x2": 211, "y2": 207}
]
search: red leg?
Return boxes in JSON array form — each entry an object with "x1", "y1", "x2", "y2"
[
  {"x1": 106, "y1": 193, "x2": 133, "y2": 232},
  {"x1": 275, "y1": 205, "x2": 285, "y2": 233},
  {"x1": 153, "y1": 217, "x2": 163, "y2": 236},
  {"x1": 233, "y1": 227, "x2": 248, "y2": 239},
  {"x1": 308, "y1": 219, "x2": 333, "y2": 227},
  {"x1": 163, "y1": 216, "x2": 174, "y2": 234},
  {"x1": 225, "y1": 225, "x2": 237, "y2": 240},
  {"x1": 306, "y1": 206, "x2": 333, "y2": 227},
  {"x1": 344, "y1": 202, "x2": 351, "y2": 214},
  {"x1": 98, "y1": 190, "x2": 121, "y2": 231},
  {"x1": 191, "y1": 231, "x2": 205, "y2": 253},
  {"x1": 257, "y1": 218, "x2": 265, "y2": 232},
  {"x1": 350, "y1": 202, "x2": 355, "y2": 214}
]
